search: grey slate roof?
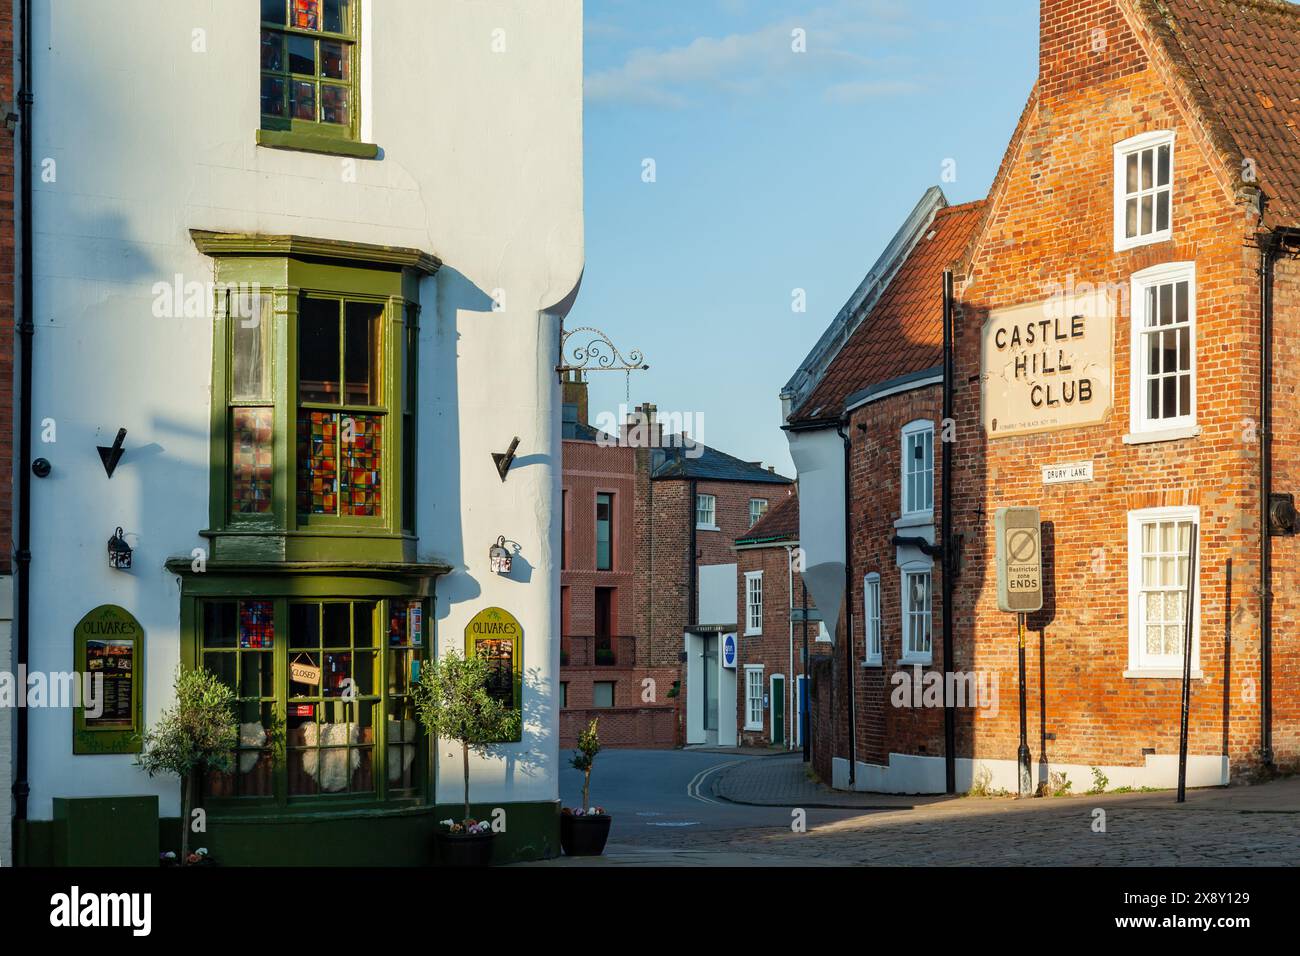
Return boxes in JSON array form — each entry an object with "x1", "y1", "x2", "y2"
[{"x1": 651, "y1": 437, "x2": 793, "y2": 485}]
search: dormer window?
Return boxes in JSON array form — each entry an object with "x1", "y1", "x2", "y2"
[{"x1": 1114, "y1": 131, "x2": 1174, "y2": 251}]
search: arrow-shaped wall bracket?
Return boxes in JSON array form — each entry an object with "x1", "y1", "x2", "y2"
[{"x1": 98, "y1": 428, "x2": 127, "y2": 479}]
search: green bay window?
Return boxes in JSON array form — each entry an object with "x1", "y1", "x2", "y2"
[
  {"x1": 258, "y1": 0, "x2": 378, "y2": 158},
  {"x1": 194, "y1": 592, "x2": 429, "y2": 808},
  {"x1": 196, "y1": 231, "x2": 438, "y2": 563}
]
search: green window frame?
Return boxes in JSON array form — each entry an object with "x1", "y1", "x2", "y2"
[
  {"x1": 260, "y1": 0, "x2": 360, "y2": 141},
  {"x1": 199, "y1": 595, "x2": 428, "y2": 809},
  {"x1": 196, "y1": 233, "x2": 437, "y2": 564}
]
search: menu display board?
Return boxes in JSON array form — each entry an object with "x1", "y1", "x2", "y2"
[
  {"x1": 74, "y1": 605, "x2": 145, "y2": 754},
  {"x1": 464, "y1": 607, "x2": 523, "y2": 742}
]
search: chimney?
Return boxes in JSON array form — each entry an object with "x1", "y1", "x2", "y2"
[
  {"x1": 561, "y1": 369, "x2": 589, "y2": 427},
  {"x1": 621, "y1": 402, "x2": 662, "y2": 449},
  {"x1": 1038, "y1": 0, "x2": 1139, "y2": 105}
]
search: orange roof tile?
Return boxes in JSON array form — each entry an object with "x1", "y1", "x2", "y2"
[{"x1": 789, "y1": 200, "x2": 985, "y2": 424}]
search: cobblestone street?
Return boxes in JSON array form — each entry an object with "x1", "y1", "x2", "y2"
[{"x1": 531, "y1": 750, "x2": 1300, "y2": 867}]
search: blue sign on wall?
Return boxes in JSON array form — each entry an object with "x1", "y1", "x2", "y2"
[{"x1": 722, "y1": 632, "x2": 737, "y2": 669}]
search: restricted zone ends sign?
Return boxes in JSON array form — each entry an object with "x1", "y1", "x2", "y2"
[{"x1": 995, "y1": 507, "x2": 1042, "y2": 613}]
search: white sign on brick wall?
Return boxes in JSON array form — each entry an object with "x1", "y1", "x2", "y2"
[{"x1": 1042, "y1": 461, "x2": 1094, "y2": 485}]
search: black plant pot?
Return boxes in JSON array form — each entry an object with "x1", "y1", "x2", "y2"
[
  {"x1": 436, "y1": 830, "x2": 495, "y2": 867},
  {"x1": 560, "y1": 814, "x2": 611, "y2": 856}
]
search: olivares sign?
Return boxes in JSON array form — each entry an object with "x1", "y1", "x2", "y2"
[{"x1": 981, "y1": 291, "x2": 1114, "y2": 438}]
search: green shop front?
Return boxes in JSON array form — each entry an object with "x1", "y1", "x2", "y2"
[{"x1": 21, "y1": 234, "x2": 559, "y2": 865}]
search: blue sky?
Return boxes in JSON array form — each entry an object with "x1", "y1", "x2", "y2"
[{"x1": 570, "y1": 0, "x2": 1039, "y2": 474}]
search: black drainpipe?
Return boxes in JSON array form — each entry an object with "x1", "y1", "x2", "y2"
[
  {"x1": 941, "y1": 270, "x2": 956, "y2": 794},
  {"x1": 13, "y1": 0, "x2": 35, "y2": 852},
  {"x1": 688, "y1": 477, "x2": 698, "y2": 627},
  {"x1": 835, "y1": 419, "x2": 856, "y2": 786},
  {"x1": 1259, "y1": 228, "x2": 1279, "y2": 769}
]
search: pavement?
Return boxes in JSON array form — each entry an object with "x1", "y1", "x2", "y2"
[{"x1": 519, "y1": 748, "x2": 1300, "y2": 867}]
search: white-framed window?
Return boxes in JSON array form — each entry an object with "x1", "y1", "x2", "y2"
[
  {"x1": 745, "y1": 570, "x2": 764, "y2": 635},
  {"x1": 901, "y1": 420, "x2": 935, "y2": 518},
  {"x1": 744, "y1": 665, "x2": 765, "y2": 731},
  {"x1": 864, "y1": 572, "x2": 882, "y2": 665},
  {"x1": 1127, "y1": 507, "x2": 1200, "y2": 676},
  {"x1": 1129, "y1": 261, "x2": 1196, "y2": 436},
  {"x1": 901, "y1": 563, "x2": 932, "y2": 663},
  {"x1": 748, "y1": 498, "x2": 769, "y2": 527},
  {"x1": 696, "y1": 493, "x2": 717, "y2": 529},
  {"x1": 1114, "y1": 131, "x2": 1174, "y2": 251}
]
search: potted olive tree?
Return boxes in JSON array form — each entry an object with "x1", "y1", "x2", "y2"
[
  {"x1": 412, "y1": 648, "x2": 521, "y2": 867},
  {"x1": 137, "y1": 667, "x2": 238, "y2": 866},
  {"x1": 561, "y1": 718, "x2": 611, "y2": 856}
]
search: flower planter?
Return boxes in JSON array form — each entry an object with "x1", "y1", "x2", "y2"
[
  {"x1": 436, "y1": 830, "x2": 495, "y2": 867},
  {"x1": 560, "y1": 813, "x2": 611, "y2": 856}
]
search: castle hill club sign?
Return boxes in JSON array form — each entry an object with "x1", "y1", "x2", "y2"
[{"x1": 981, "y1": 291, "x2": 1115, "y2": 438}]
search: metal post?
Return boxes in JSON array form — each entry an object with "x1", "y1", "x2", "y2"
[
  {"x1": 1177, "y1": 524, "x2": 1199, "y2": 803},
  {"x1": 1018, "y1": 613, "x2": 1032, "y2": 796},
  {"x1": 802, "y1": 581, "x2": 811, "y2": 763}
]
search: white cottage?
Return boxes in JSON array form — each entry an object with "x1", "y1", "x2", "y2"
[{"x1": 12, "y1": 0, "x2": 582, "y2": 865}]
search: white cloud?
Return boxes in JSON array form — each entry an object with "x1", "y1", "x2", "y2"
[{"x1": 585, "y1": 0, "x2": 916, "y2": 108}]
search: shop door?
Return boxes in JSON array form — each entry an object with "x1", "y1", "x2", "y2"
[{"x1": 702, "y1": 635, "x2": 718, "y2": 741}]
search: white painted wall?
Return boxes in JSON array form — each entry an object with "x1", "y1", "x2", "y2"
[
  {"x1": 24, "y1": 0, "x2": 583, "y2": 820},
  {"x1": 786, "y1": 428, "x2": 845, "y2": 638},
  {"x1": 831, "y1": 753, "x2": 1229, "y2": 794},
  {"x1": 0, "y1": 578, "x2": 11, "y2": 865},
  {"x1": 697, "y1": 563, "x2": 737, "y2": 628}
]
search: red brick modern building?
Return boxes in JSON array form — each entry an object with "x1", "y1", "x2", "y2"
[
  {"x1": 732, "y1": 492, "x2": 833, "y2": 750},
  {"x1": 560, "y1": 380, "x2": 793, "y2": 748},
  {"x1": 787, "y1": 0, "x2": 1300, "y2": 794}
]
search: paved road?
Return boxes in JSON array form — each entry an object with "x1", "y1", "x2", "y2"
[
  {"x1": 557, "y1": 748, "x2": 869, "y2": 850},
  {"x1": 537, "y1": 749, "x2": 1300, "y2": 866}
]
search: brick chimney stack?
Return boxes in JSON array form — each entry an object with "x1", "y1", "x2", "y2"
[
  {"x1": 1039, "y1": 0, "x2": 1143, "y2": 105},
  {"x1": 561, "y1": 369, "x2": 589, "y2": 427},
  {"x1": 621, "y1": 402, "x2": 662, "y2": 448}
]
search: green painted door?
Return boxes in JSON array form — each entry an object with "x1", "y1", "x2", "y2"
[{"x1": 771, "y1": 676, "x2": 785, "y2": 745}]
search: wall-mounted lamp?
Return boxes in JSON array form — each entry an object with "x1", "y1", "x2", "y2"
[
  {"x1": 107, "y1": 527, "x2": 133, "y2": 570},
  {"x1": 489, "y1": 535, "x2": 513, "y2": 575}
]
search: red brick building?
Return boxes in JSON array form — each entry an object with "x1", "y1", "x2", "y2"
[
  {"x1": 787, "y1": 0, "x2": 1300, "y2": 794},
  {"x1": 732, "y1": 492, "x2": 833, "y2": 750},
  {"x1": 560, "y1": 379, "x2": 793, "y2": 748}
]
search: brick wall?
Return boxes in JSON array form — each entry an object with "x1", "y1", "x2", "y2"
[
  {"x1": 734, "y1": 540, "x2": 832, "y2": 748},
  {"x1": 560, "y1": 437, "x2": 677, "y2": 747},
  {"x1": 954, "y1": 0, "x2": 1273, "y2": 776}
]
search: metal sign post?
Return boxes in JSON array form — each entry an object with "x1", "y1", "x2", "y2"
[{"x1": 996, "y1": 507, "x2": 1042, "y2": 797}]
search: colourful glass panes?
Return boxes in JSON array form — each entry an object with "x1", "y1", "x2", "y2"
[
  {"x1": 232, "y1": 407, "x2": 274, "y2": 515},
  {"x1": 240, "y1": 600, "x2": 276, "y2": 649},
  {"x1": 340, "y1": 414, "x2": 382, "y2": 517},
  {"x1": 297, "y1": 411, "x2": 339, "y2": 516}
]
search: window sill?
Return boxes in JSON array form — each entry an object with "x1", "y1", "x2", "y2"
[
  {"x1": 1114, "y1": 231, "x2": 1173, "y2": 254},
  {"x1": 861, "y1": 658, "x2": 883, "y2": 668},
  {"x1": 696, "y1": 524, "x2": 720, "y2": 532},
  {"x1": 897, "y1": 657, "x2": 933, "y2": 668},
  {"x1": 895, "y1": 512, "x2": 934, "y2": 531},
  {"x1": 744, "y1": 630, "x2": 762, "y2": 638},
  {"x1": 1123, "y1": 425, "x2": 1201, "y2": 445},
  {"x1": 1123, "y1": 667, "x2": 1203, "y2": 680},
  {"x1": 257, "y1": 128, "x2": 380, "y2": 159},
  {"x1": 743, "y1": 723, "x2": 764, "y2": 732}
]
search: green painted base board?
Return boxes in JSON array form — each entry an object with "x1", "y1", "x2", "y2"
[{"x1": 21, "y1": 800, "x2": 558, "y2": 867}]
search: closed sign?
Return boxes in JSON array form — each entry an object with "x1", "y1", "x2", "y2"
[{"x1": 995, "y1": 507, "x2": 1042, "y2": 613}]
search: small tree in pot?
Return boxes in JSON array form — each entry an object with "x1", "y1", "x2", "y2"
[
  {"x1": 137, "y1": 667, "x2": 238, "y2": 866},
  {"x1": 561, "y1": 718, "x2": 611, "y2": 856},
  {"x1": 412, "y1": 648, "x2": 521, "y2": 866}
]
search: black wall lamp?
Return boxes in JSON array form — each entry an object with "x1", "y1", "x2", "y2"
[
  {"x1": 489, "y1": 535, "x2": 513, "y2": 575},
  {"x1": 107, "y1": 527, "x2": 132, "y2": 570}
]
